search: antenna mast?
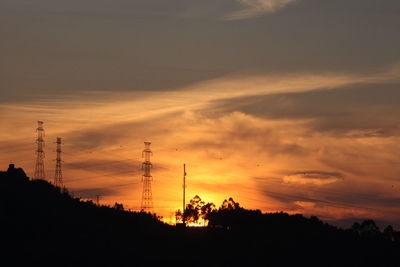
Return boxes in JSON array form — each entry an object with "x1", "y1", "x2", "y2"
[
  {"x1": 183, "y1": 164, "x2": 186, "y2": 224},
  {"x1": 96, "y1": 195, "x2": 100, "y2": 206},
  {"x1": 34, "y1": 121, "x2": 46, "y2": 180},
  {"x1": 54, "y1": 137, "x2": 63, "y2": 187},
  {"x1": 140, "y1": 142, "x2": 153, "y2": 212}
]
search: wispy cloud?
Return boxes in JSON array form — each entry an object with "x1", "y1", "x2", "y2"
[
  {"x1": 225, "y1": 0, "x2": 297, "y2": 20},
  {"x1": 283, "y1": 171, "x2": 344, "y2": 185}
]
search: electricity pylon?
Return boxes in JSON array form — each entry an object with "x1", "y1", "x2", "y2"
[
  {"x1": 141, "y1": 142, "x2": 153, "y2": 212},
  {"x1": 34, "y1": 121, "x2": 45, "y2": 180},
  {"x1": 54, "y1": 137, "x2": 63, "y2": 187}
]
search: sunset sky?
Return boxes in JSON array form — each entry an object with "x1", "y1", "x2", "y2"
[{"x1": 1, "y1": 0, "x2": 400, "y2": 227}]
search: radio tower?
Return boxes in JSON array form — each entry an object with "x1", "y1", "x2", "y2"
[
  {"x1": 34, "y1": 121, "x2": 46, "y2": 180},
  {"x1": 54, "y1": 137, "x2": 63, "y2": 187},
  {"x1": 141, "y1": 142, "x2": 153, "y2": 212}
]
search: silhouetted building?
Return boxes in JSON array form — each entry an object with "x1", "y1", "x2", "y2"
[{"x1": 1, "y1": 164, "x2": 28, "y2": 182}]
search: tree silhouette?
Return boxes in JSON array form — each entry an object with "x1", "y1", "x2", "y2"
[
  {"x1": 176, "y1": 195, "x2": 216, "y2": 225},
  {"x1": 184, "y1": 195, "x2": 205, "y2": 223},
  {"x1": 207, "y1": 197, "x2": 259, "y2": 229},
  {"x1": 384, "y1": 225, "x2": 395, "y2": 241},
  {"x1": 175, "y1": 209, "x2": 183, "y2": 223},
  {"x1": 113, "y1": 202, "x2": 124, "y2": 211},
  {"x1": 220, "y1": 197, "x2": 242, "y2": 211},
  {"x1": 352, "y1": 220, "x2": 380, "y2": 236}
]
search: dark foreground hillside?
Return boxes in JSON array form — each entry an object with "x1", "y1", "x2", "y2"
[{"x1": 1, "y1": 164, "x2": 399, "y2": 267}]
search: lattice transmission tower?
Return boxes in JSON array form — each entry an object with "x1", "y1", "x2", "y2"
[
  {"x1": 141, "y1": 142, "x2": 153, "y2": 212},
  {"x1": 34, "y1": 121, "x2": 46, "y2": 180},
  {"x1": 54, "y1": 137, "x2": 63, "y2": 187}
]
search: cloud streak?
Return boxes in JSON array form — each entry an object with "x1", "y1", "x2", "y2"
[
  {"x1": 225, "y1": 0, "x2": 296, "y2": 20},
  {"x1": 283, "y1": 171, "x2": 343, "y2": 185}
]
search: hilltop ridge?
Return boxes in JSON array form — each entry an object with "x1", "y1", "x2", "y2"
[{"x1": 1, "y1": 164, "x2": 399, "y2": 267}]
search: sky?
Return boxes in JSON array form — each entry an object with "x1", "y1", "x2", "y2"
[{"x1": 1, "y1": 0, "x2": 400, "y2": 227}]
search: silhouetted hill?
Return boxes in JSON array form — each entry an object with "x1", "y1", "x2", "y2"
[
  {"x1": 1, "y1": 164, "x2": 399, "y2": 267},
  {"x1": 0, "y1": 164, "x2": 166, "y2": 266}
]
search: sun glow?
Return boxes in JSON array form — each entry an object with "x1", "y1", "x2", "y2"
[{"x1": 186, "y1": 217, "x2": 209, "y2": 227}]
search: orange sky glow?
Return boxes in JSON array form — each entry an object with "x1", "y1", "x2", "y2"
[
  {"x1": 2, "y1": 0, "x2": 400, "y2": 229},
  {"x1": 1, "y1": 69, "x2": 400, "y2": 227}
]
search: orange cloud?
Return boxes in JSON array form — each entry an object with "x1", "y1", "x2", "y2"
[{"x1": 283, "y1": 171, "x2": 343, "y2": 185}]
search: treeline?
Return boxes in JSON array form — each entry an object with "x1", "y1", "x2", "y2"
[
  {"x1": 178, "y1": 195, "x2": 399, "y2": 241},
  {"x1": 175, "y1": 195, "x2": 400, "y2": 266},
  {"x1": 1, "y1": 164, "x2": 400, "y2": 266}
]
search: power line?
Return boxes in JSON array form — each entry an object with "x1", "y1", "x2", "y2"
[
  {"x1": 66, "y1": 169, "x2": 136, "y2": 183},
  {"x1": 71, "y1": 181, "x2": 140, "y2": 193},
  {"x1": 64, "y1": 158, "x2": 135, "y2": 171}
]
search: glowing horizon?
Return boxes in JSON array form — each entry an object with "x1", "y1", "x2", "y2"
[
  {"x1": 1, "y1": 68, "x2": 400, "y2": 228},
  {"x1": 1, "y1": 0, "x2": 400, "y2": 229}
]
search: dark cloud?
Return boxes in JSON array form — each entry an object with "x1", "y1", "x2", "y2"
[
  {"x1": 0, "y1": 141, "x2": 34, "y2": 155},
  {"x1": 64, "y1": 111, "x2": 180, "y2": 151},
  {"x1": 188, "y1": 137, "x2": 306, "y2": 158},
  {"x1": 323, "y1": 190, "x2": 400, "y2": 209},
  {"x1": 257, "y1": 175, "x2": 400, "y2": 219},
  {"x1": 64, "y1": 158, "x2": 170, "y2": 185},
  {"x1": 1, "y1": 0, "x2": 400, "y2": 101},
  {"x1": 287, "y1": 171, "x2": 344, "y2": 180},
  {"x1": 210, "y1": 82, "x2": 400, "y2": 135},
  {"x1": 65, "y1": 158, "x2": 141, "y2": 175},
  {"x1": 263, "y1": 189, "x2": 330, "y2": 206},
  {"x1": 183, "y1": 114, "x2": 308, "y2": 158},
  {"x1": 263, "y1": 187, "x2": 400, "y2": 213}
]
